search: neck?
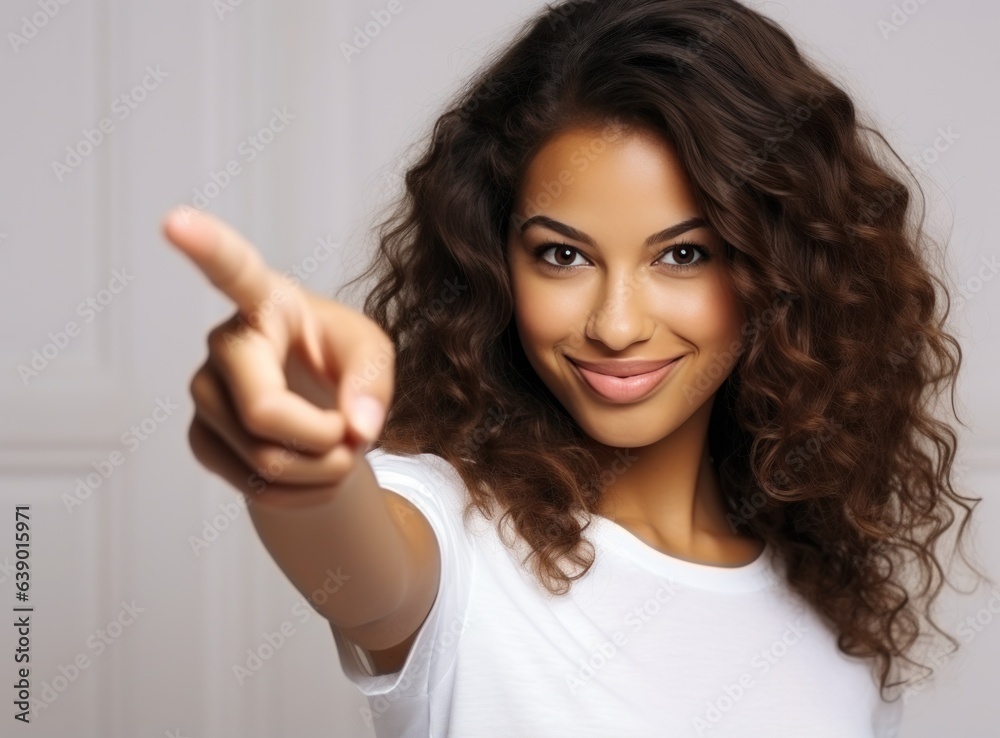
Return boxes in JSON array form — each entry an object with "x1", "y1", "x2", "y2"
[{"x1": 585, "y1": 398, "x2": 739, "y2": 546}]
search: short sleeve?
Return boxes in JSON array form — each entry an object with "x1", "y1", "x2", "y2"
[{"x1": 329, "y1": 448, "x2": 477, "y2": 702}]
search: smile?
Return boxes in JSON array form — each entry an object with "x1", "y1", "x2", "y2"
[{"x1": 567, "y1": 356, "x2": 683, "y2": 403}]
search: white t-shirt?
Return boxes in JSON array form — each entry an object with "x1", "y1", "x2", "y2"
[{"x1": 330, "y1": 449, "x2": 905, "y2": 738}]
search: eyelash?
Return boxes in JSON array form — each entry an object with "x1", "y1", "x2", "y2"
[{"x1": 531, "y1": 240, "x2": 712, "y2": 274}]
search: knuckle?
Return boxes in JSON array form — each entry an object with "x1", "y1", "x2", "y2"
[
  {"x1": 186, "y1": 418, "x2": 200, "y2": 453},
  {"x1": 248, "y1": 446, "x2": 282, "y2": 477},
  {"x1": 206, "y1": 324, "x2": 231, "y2": 355},
  {"x1": 239, "y1": 398, "x2": 273, "y2": 437},
  {"x1": 187, "y1": 419, "x2": 211, "y2": 466},
  {"x1": 207, "y1": 314, "x2": 245, "y2": 355},
  {"x1": 188, "y1": 368, "x2": 213, "y2": 407}
]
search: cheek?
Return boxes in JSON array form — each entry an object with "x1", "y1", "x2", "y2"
[
  {"x1": 698, "y1": 283, "x2": 745, "y2": 365},
  {"x1": 512, "y1": 272, "x2": 577, "y2": 350},
  {"x1": 652, "y1": 273, "x2": 744, "y2": 343}
]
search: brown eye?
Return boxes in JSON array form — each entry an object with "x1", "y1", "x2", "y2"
[
  {"x1": 659, "y1": 241, "x2": 711, "y2": 271},
  {"x1": 552, "y1": 245, "x2": 578, "y2": 266},
  {"x1": 667, "y1": 244, "x2": 698, "y2": 266},
  {"x1": 531, "y1": 240, "x2": 711, "y2": 274},
  {"x1": 533, "y1": 242, "x2": 589, "y2": 270}
]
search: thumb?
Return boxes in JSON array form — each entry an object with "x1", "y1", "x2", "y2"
[
  {"x1": 306, "y1": 293, "x2": 395, "y2": 447},
  {"x1": 337, "y1": 343, "x2": 393, "y2": 445},
  {"x1": 345, "y1": 391, "x2": 387, "y2": 447}
]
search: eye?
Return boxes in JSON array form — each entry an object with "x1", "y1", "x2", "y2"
[
  {"x1": 531, "y1": 240, "x2": 712, "y2": 273},
  {"x1": 659, "y1": 240, "x2": 710, "y2": 270},
  {"x1": 534, "y1": 242, "x2": 590, "y2": 269}
]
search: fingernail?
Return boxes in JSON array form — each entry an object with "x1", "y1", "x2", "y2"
[{"x1": 350, "y1": 395, "x2": 385, "y2": 441}]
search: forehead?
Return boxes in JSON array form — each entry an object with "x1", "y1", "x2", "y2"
[{"x1": 511, "y1": 125, "x2": 705, "y2": 236}]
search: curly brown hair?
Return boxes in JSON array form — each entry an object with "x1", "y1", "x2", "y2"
[{"x1": 337, "y1": 0, "x2": 991, "y2": 702}]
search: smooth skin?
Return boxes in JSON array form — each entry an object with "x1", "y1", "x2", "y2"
[{"x1": 506, "y1": 122, "x2": 765, "y2": 566}]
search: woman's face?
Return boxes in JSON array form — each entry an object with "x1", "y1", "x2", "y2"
[{"x1": 506, "y1": 123, "x2": 745, "y2": 449}]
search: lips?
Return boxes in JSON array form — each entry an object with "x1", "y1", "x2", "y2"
[
  {"x1": 568, "y1": 356, "x2": 679, "y2": 376},
  {"x1": 568, "y1": 355, "x2": 683, "y2": 403}
]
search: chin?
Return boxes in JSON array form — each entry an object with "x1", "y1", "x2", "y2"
[{"x1": 568, "y1": 407, "x2": 667, "y2": 450}]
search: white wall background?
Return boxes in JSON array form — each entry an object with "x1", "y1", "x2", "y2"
[{"x1": 0, "y1": 1, "x2": 996, "y2": 736}]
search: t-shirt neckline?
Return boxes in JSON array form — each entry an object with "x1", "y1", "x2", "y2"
[{"x1": 586, "y1": 513, "x2": 781, "y2": 593}]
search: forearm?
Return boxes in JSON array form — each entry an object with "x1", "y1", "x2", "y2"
[{"x1": 244, "y1": 455, "x2": 409, "y2": 629}]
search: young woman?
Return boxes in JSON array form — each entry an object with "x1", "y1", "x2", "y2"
[{"x1": 164, "y1": 0, "x2": 989, "y2": 735}]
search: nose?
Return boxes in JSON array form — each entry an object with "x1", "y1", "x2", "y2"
[{"x1": 584, "y1": 268, "x2": 655, "y2": 351}]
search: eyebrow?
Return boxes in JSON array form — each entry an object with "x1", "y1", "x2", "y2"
[{"x1": 516, "y1": 214, "x2": 709, "y2": 249}]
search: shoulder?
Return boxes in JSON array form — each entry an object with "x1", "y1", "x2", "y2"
[
  {"x1": 365, "y1": 447, "x2": 472, "y2": 516},
  {"x1": 366, "y1": 447, "x2": 462, "y2": 487}
]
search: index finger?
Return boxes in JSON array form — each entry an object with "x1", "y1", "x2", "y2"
[{"x1": 161, "y1": 206, "x2": 294, "y2": 319}]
